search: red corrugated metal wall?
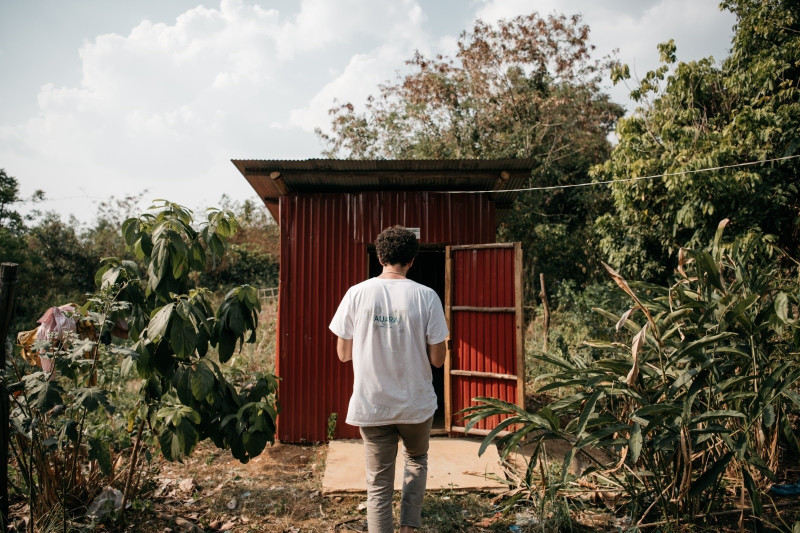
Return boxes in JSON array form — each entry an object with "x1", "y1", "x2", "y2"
[
  {"x1": 277, "y1": 191, "x2": 495, "y2": 442},
  {"x1": 449, "y1": 246, "x2": 521, "y2": 432}
]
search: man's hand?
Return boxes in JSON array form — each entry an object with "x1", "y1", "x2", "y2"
[
  {"x1": 337, "y1": 337, "x2": 353, "y2": 362},
  {"x1": 427, "y1": 341, "x2": 446, "y2": 368}
]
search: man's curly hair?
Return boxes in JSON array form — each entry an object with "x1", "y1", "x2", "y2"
[{"x1": 375, "y1": 226, "x2": 419, "y2": 266}]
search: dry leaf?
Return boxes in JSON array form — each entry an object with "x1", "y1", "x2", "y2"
[
  {"x1": 677, "y1": 247, "x2": 688, "y2": 278},
  {"x1": 626, "y1": 323, "x2": 648, "y2": 387},
  {"x1": 602, "y1": 262, "x2": 655, "y2": 328},
  {"x1": 179, "y1": 478, "x2": 195, "y2": 493},
  {"x1": 616, "y1": 308, "x2": 634, "y2": 331}
]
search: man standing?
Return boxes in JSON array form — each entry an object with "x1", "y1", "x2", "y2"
[{"x1": 329, "y1": 226, "x2": 448, "y2": 533}]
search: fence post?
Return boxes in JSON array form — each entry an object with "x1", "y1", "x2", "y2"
[{"x1": 0, "y1": 262, "x2": 19, "y2": 529}]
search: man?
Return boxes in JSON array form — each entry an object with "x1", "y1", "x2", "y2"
[{"x1": 329, "y1": 226, "x2": 448, "y2": 533}]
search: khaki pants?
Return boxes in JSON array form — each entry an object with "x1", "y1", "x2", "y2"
[{"x1": 359, "y1": 417, "x2": 433, "y2": 532}]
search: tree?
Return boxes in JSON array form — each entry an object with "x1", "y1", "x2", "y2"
[
  {"x1": 27, "y1": 213, "x2": 98, "y2": 301},
  {"x1": 317, "y1": 12, "x2": 623, "y2": 299},
  {"x1": 94, "y1": 201, "x2": 279, "y2": 518},
  {"x1": 0, "y1": 170, "x2": 54, "y2": 328},
  {"x1": 0, "y1": 168, "x2": 44, "y2": 233},
  {"x1": 595, "y1": 0, "x2": 800, "y2": 280},
  {"x1": 0, "y1": 169, "x2": 24, "y2": 233},
  {"x1": 0, "y1": 170, "x2": 27, "y2": 273}
]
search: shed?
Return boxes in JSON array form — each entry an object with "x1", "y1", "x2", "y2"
[{"x1": 233, "y1": 159, "x2": 533, "y2": 443}]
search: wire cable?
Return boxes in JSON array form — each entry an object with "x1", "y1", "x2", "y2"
[{"x1": 439, "y1": 154, "x2": 800, "y2": 194}]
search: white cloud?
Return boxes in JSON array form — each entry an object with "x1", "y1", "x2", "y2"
[
  {"x1": 288, "y1": 0, "x2": 437, "y2": 134},
  {"x1": 290, "y1": 45, "x2": 411, "y2": 134},
  {"x1": 276, "y1": 0, "x2": 426, "y2": 59},
  {"x1": 4, "y1": 0, "x2": 436, "y2": 221}
]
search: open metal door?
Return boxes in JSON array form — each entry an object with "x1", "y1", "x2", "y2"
[{"x1": 444, "y1": 242, "x2": 524, "y2": 434}]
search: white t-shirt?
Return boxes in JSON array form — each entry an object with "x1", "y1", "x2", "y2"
[{"x1": 329, "y1": 277, "x2": 449, "y2": 427}]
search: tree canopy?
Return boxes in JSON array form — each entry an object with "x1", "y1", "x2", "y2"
[
  {"x1": 317, "y1": 12, "x2": 621, "y2": 162},
  {"x1": 595, "y1": 0, "x2": 800, "y2": 280}
]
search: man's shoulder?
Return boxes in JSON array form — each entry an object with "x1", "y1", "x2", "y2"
[
  {"x1": 407, "y1": 280, "x2": 441, "y2": 301},
  {"x1": 344, "y1": 277, "x2": 381, "y2": 296},
  {"x1": 351, "y1": 277, "x2": 380, "y2": 290},
  {"x1": 409, "y1": 280, "x2": 434, "y2": 293}
]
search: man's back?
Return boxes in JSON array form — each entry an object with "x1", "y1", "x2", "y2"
[{"x1": 331, "y1": 277, "x2": 447, "y2": 426}]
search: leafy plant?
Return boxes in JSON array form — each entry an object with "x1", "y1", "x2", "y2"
[
  {"x1": 95, "y1": 201, "x2": 279, "y2": 514},
  {"x1": 7, "y1": 288, "x2": 134, "y2": 528},
  {"x1": 462, "y1": 221, "x2": 800, "y2": 526}
]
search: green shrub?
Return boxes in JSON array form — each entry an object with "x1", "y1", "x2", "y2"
[{"x1": 462, "y1": 220, "x2": 800, "y2": 526}]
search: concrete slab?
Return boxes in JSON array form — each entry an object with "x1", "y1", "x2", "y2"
[{"x1": 322, "y1": 437, "x2": 507, "y2": 494}]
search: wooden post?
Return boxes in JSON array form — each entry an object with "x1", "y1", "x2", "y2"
[
  {"x1": 539, "y1": 273, "x2": 550, "y2": 352},
  {"x1": 0, "y1": 263, "x2": 19, "y2": 529},
  {"x1": 443, "y1": 246, "x2": 453, "y2": 433},
  {"x1": 514, "y1": 243, "x2": 525, "y2": 409}
]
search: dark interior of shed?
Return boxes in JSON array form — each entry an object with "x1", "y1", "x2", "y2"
[{"x1": 368, "y1": 247, "x2": 447, "y2": 430}]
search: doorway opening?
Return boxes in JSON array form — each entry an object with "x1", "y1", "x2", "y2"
[{"x1": 368, "y1": 247, "x2": 447, "y2": 430}]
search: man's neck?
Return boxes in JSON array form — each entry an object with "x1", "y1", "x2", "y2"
[{"x1": 379, "y1": 263, "x2": 410, "y2": 278}]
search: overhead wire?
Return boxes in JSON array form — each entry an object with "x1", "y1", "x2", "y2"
[{"x1": 438, "y1": 154, "x2": 800, "y2": 194}]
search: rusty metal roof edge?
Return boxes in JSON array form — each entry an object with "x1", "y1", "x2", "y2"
[{"x1": 231, "y1": 158, "x2": 537, "y2": 173}]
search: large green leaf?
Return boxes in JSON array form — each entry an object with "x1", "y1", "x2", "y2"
[
  {"x1": 157, "y1": 404, "x2": 201, "y2": 427},
  {"x1": 148, "y1": 303, "x2": 174, "y2": 341},
  {"x1": 122, "y1": 217, "x2": 140, "y2": 247},
  {"x1": 774, "y1": 292, "x2": 790, "y2": 323},
  {"x1": 159, "y1": 419, "x2": 199, "y2": 462},
  {"x1": 153, "y1": 339, "x2": 177, "y2": 378},
  {"x1": 217, "y1": 330, "x2": 237, "y2": 363},
  {"x1": 73, "y1": 387, "x2": 115, "y2": 414},
  {"x1": 26, "y1": 377, "x2": 64, "y2": 411},
  {"x1": 690, "y1": 410, "x2": 746, "y2": 424},
  {"x1": 669, "y1": 332, "x2": 737, "y2": 363},
  {"x1": 89, "y1": 437, "x2": 113, "y2": 476},
  {"x1": 241, "y1": 431, "x2": 269, "y2": 462},
  {"x1": 761, "y1": 404, "x2": 776, "y2": 427},
  {"x1": 169, "y1": 314, "x2": 197, "y2": 358},
  {"x1": 629, "y1": 422, "x2": 643, "y2": 463},
  {"x1": 576, "y1": 423, "x2": 630, "y2": 449},
  {"x1": 167, "y1": 231, "x2": 190, "y2": 280},
  {"x1": 742, "y1": 466, "x2": 763, "y2": 533},
  {"x1": 148, "y1": 239, "x2": 170, "y2": 292},
  {"x1": 191, "y1": 363, "x2": 216, "y2": 401},
  {"x1": 576, "y1": 390, "x2": 603, "y2": 438}
]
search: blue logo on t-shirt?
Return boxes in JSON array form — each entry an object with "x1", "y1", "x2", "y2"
[{"x1": 374, "y1": 314, "x2": 402, "y2": 325}]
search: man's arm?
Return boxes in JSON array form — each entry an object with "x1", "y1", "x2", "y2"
[
  {"x1": 427, "y1": 341, "x2": 446, "y2": 368},
  {"x1": 337, "y1": 337, "x2": 353, "y2": 362}
]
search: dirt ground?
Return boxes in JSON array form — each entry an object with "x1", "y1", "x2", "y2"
[
  {"x1": 134, "y1": 440, "x2": 350, "y2": 532},
  {"x1": 129, "y1": 439, "x2": 800, "y2": 533},
  {"x1": 129, "y1": 440, "x2": 517, "y2": 533},
  {"x1": 8, "y1": 436, "x2": 800, "y2": 532}
]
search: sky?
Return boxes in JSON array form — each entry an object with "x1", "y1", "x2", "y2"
[{"x1": 0, "y1": 0, "x2": 737, "y2": 225}]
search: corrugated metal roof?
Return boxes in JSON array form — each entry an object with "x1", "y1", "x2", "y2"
[
  {"x1": 233, "y1": 158, "x2": 535, "y2": 223},
  {"x1": 233, "y1": 158, "x2": 537, "y2": 173}
]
